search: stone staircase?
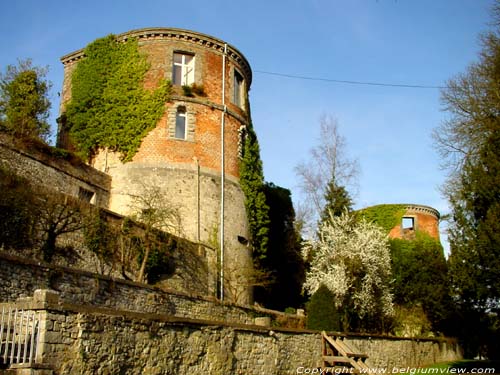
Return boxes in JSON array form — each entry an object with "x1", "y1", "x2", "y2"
[{"x1": 321, "y1": 331, "x2": 371, "y2": 374}]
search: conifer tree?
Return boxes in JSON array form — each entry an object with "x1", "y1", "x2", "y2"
[
  {"x1": 239, "y1": 116, "x2": 270, "y2": 262},
  {"x1": 319, "y1": 178, "x2": 353, "y2": 223},
  {"x1": 435, "y1": 0, "x2": 500, "y2": 357}
]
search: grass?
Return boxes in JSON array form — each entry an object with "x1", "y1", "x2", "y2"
[{"x1": 413, "y1": 360, "x2": 500, "y2": 374}]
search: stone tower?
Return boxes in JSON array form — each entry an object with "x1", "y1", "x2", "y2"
[{"x1": 58, "y1": 28, "x2": 253, "y2": 303}]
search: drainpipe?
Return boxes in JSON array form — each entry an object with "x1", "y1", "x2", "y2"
[{"x1": 220, "y1": 43, "x2": 227, "y2": 301}]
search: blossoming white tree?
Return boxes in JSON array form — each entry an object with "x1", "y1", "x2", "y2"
[{"x1": 303, "y1": 210, "x2": 394, "y2": 330}]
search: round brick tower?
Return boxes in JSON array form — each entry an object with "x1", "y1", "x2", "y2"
[
  {"x1": 58, "y1": 28, "x2": 253, "y2": 303},
  {"x1": 387, "y1": 204, "x2": 441, "y2": 241}
]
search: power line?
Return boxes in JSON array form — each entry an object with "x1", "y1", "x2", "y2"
[{"x1": 253, "y1": 69, "x2": 447, "y2": 89}]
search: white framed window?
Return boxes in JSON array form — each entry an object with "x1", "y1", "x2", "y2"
[
  {"x1": 173, "y1": 52, "x2": 195, "y2": 86},
  {"x1": 233, "y1": 70, "x2": 244, "y2": 108},
  {"x1": 175, "y1": 107, "x2": 187, "y2": 139}
]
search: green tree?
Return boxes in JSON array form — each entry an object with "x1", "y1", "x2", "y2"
[
  {"x1": 319, "y1": 179, "x2": 353, "y2": 223},
  {"x1": 0, "y1": 165, "x2": 37, "y2": 250},
  {"x1": 0, "y1": 59, "x2": 51, "y2": 141},
  {"x1": 390, "y1": 233, "x2": 451, "y2": 333},
  {"x1": 239, "y1": 117, "x2": 270, "y2": 262},
  {"x1": 434, "y1": 0, "x2": 500, "y2": 356},
  {"x1": 306, "y1": 284, "x2": 342, "y2": 331},
  {"x1": 254, "y1": 182, "x2": 305, "y2": 310}
]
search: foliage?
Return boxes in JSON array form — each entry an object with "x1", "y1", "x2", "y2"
[
  {"x1": 191, "y1": 83, "x2": 206, "y2": 97},
  {"x1": 392, "y1": 305, "x2": 433, "y2": 337},
  {"x1": 357, "y1": 204, "x2": 406, "y2": 233},
  {"x1": 390, "y1": 233, "x2": 452, "y2": 333},
  {"x1": 303, "y1": 210, "x2": 394, "y2": 332},
  {"x1": 0, "y1": 59, "x2": 51, "y2": 141},
  {"x1": 0, "y1": 165, "x2": 85, "y2": 261},
  {"x1": 181, "y1": 85, "x2": 193, "y2": 97},
  {"x1": 306, "y1": 284, "x2": 342, "y2": 331},
  {"x1": 64, "y1": 35, "x2": 171, "y2": 161},
  {"x1": 82, "y1": 207, "x2": 120, "y2": 274},
  {"x1": 320, "y1": 179, "x2": 353, "y2": 222},
  {"x1": 136, "y1": 235, "x2": 176, "y2": 284},
  {"x1": 0, "y1": 165, "x2": 36, "y2": 249},
  {"x1": 433, "y1": 1, "x2": 500, "y2": 357},
  {"x1": 295, "y1": 115, "x2": 359, "y2": 236},
  {"x1": 239, "y1": 114, "x2": 270, "y2": 262},
  {"x1": 254, "y1": 182, "x2": 305, "y2": 310}
]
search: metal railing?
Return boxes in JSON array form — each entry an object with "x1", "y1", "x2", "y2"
[{"x1": 0, "y1": 306, "x2": 41, "y2": 366}]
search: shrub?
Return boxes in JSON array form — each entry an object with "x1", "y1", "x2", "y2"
[{"x1": 306, "y1": 284, "x2": 342, "y2": 331}]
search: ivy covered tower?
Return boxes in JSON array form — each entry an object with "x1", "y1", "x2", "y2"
[
  {"x1": 360, "y1": 204, "x2": 441, "y2": 241},
  {"x1": 57, "y1": 28, "x2": 254, "y2": 303}
]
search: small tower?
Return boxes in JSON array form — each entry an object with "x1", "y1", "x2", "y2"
[
  {"x1": 389, "y1": 204, "x2": 440, "y2": 241},
  {"x1": 58, "y1": 28, "x2": 253, "y2": 303}
]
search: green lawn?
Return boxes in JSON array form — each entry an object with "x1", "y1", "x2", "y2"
[{"x1": 413, "y1": 360, "x2": 500, "y2": 374}]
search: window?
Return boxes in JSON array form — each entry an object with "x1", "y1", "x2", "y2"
[
  {"x1": 402, "y1": 217, "x2": 415, "y2": 230},
  {"x1": 233, "y1": 70, "x2": 244, "y2": 108},
  {"x1": 175, "y1": 107, "x2": 187, "y2": 139},
  {"x1": 78, "y1": 187, "x2": 95, "y2": 204},
  {"x1": 173, "y1": 52, "x2": 195, "y2": 86}
]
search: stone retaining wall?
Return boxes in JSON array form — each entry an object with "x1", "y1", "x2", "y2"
[
  {"x1": 0, "y1": 133, "x2": 110, "y2": 207},
  {"x1": 10, "y1": 290, "x2": 461, "y2": 375},
  {"x1": 0, "y1": 252, "x2": 303, "y2": 328}
]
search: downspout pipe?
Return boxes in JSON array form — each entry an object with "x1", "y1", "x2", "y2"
[{"x1": 220, "y1": 43, "x2": 227, "y2": 301}]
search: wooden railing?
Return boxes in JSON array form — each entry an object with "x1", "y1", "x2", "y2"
[{"x1": 321, "y1": 331, "x2": 370, "y2": 374}]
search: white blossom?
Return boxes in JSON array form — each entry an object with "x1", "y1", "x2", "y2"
[{"x1": 303, "y1": 211, "x2": 394, "y2": 318}]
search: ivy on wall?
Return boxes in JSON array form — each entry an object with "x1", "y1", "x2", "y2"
[
  {"x1": 357, "y1": 204, "x2": 406, "y2": 233},
  {"x1": 64, "y1": 35, "x2": 171, "y2": 162},
  {"x1": 239, "y1": 116, "x2": 270, "y2": 262}
]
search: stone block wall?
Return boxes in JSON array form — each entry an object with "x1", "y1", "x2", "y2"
[
  {"x1": 1, "y1": 290, "x2": 461, "y2": 375},
  {"x1": 0, "y1": 133, "x2": 110, "y2": 207},
  {"x1": 0, "y1": 252, "x2": 302, "y2": 328}
]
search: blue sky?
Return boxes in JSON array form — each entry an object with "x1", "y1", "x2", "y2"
[{"x1": 0, "y1": 0, "x2": 494, "y2": 249}]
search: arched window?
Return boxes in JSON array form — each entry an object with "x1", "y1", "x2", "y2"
[{"x1": 175, "y1": 107, "x2": 187, "y2": 140}]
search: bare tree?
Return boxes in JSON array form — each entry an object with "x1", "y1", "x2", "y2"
[
  {"x1": 128, "y1": 182, "x2": 181, "y2": 283},
  {"x1": 221, "y1": 260, "x2": 274, "y2": 304},
  {"x1": 35, "y1": 192, "x2": 86, "y2": 262},
  {"x1": 295, "y1": 114, "x2": 359, "y2": 236}
]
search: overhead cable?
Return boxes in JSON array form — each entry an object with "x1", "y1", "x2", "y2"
[{"x1": 254, "y1": 69, "x2": 447, "y2": 89}]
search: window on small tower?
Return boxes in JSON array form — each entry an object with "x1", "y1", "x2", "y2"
[
  {"x1": 233, "y1": 70, "x2": 244, "y2": 108},
  {"x1": 175, "y1": 107, "x2": 187, "y2": 139},
  {"x1": 173, "y1": 53, "x2": 195, "y2": 86},
  {"x1": 402, "y1": 217, "x2": 415, "y2": 230}
]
